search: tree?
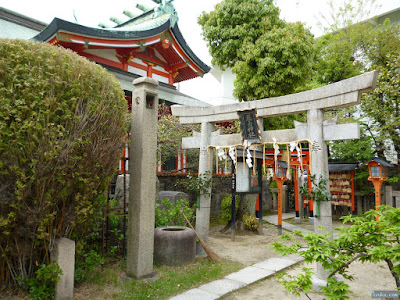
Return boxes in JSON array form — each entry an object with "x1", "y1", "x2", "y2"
[
  {"x1": 0, "y1": 39, "x2": 128, "y2": 287},
  {"x1": 157, "y1": 104, "x2": 200, "y2": 172},
  {"x1": 198, "y1": 0, "x2": 283, "y2": 70},
  {"x1": 316, "y1": 0, "x2": 380, "y2": 33},
  {"x1": 311, "y1": 1, "x2": 400, "y2": 163},
  {"x1": 360, "y1": 55, "x2": 400, "y2": 161},
  {"x1": 233, "y1": 21, "x2": 315, "y2": 100},
  {"x1": 273, "y1": 206, "x2": 400, "y2": 299},
  {"x1": 199, "y1": 0, "x2": 315, "y2": 101}
]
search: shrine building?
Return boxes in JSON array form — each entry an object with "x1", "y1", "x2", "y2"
[{"x1": 31, "y1": 1, "x2": 211, "y2": 173}]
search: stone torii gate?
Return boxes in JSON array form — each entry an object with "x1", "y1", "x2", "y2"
[{"x1": 171, "y1": 71, "x2": 377, "y2": 260}]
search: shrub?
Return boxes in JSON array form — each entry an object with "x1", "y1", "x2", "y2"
[
  {"x1": 155, "y1": 198, "x2": 195, "y2": 227},
  {"x1": 19, "y1": 261, "x2": 62, "y2": 300},
  {"x1": 74, "y1": 250, "x2": 105, "y2": 284},
  {"x1": 242, "y1": 213, "x2": 259, "y2": 231},
  {"x1": 0, "y1": 39, "x2": 129, "y2": 287},
  {"x1": 220, "y1": 194, "x2": 239, "y2": 222}
]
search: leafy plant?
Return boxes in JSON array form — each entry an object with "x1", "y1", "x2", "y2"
[
  {"x1": 74, "y1": 250, "x2": 105, "y2": 284},
  {"x1": 272, "y1": 206, "x2": 400, "y2": 299},
  {"x1": 20, "y1": 261, "x2": 62, "y2": 300},
  {"x1": 242, "y1": 213, "x2": 259, "y2": 231},
  {"x1": 155, "y1": 198, "x2": 195, "y2": 227},
  {"x1": 0, "y1": 39, "x2": 128, "y2": 287},
  {"x1": 157, "y1": 105, "x2": 200, "y2": 167},
  {"x1": 300, "y1": 175, "x2": 331, "y2": 204},
  {"x1": 300, "y1": 174, "x2": 331, "y2": 218},
  {"x1": 179, "y1": 171, "x2": 213, "y2": 195},
  {"x1": 220, "y1": 194, "x2": 239, "y2": 222},
  {"x1": 277, "y1": 267, "x2": 313, "y2": 298}
]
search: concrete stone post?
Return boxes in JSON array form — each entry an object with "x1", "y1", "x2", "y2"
[
  {"x1": 282, "y1": 185, "x2": 288, "y2": 213},
  {"x1": 385, "y1": 185, "x2": 393, "y2": 207},
  {"x1": 298, "y1": 171, "x2": 305, "y2": 220},
  {"x1": 195, "y1": 121, "x2": 213, "y2": 254},
  {"x1": 51, "y1": 238, "x2": 75, "y2": 300},
  {"x1": 396, "y1": 197, "x2": 400, "y2": 208},
  {"x1": 356, "y1": 194, "x2": 363, "y2": 215},
  {"x1": 127, "y1": 77, "x2": 159, "y2": 278},
  {"x1": 270, "y1": 188, "x2": 278, "y2": 211},
  {"x1": 307, "y1": 109, "x2": 332, "y2": 281}
]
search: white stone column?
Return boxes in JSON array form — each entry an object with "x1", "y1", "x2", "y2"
[
  {"x1": 385, "y1": 185, "x2": 393, "y2": 207},
  {"x1": 51, "y1": 238, "x2": 75, "y2": 300},
  {"x1": 195, "y1": 121, "x2": 213, "y2": 254},
  {"x1": 127, "y1": 77, "x2": 159, "y2": 278},
  {"x1": 307, "y1": 109, "x2": 332, "y2": 280}
]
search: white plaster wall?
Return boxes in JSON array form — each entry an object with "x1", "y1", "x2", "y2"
[
  {"x1": 128, "y1": 65, "x2": 146, "y2": 77},
  {"x1": 132, "y1": 57, "x2": 146, "y2": 66},
  {"x1": 208, "y1": 66, "x2": 238, "y2": 106},
  {"x1": 221, "y1": 68, "x2": 237, "y2": 104},
  {"x1": 83, "y1": 49, "x2": 119, "y2": 63},
  {"x1": 152, "y1": 73, "x2": 168, "y2": 84},
  {"x1": 152, "y1": 64, "x2": 168, "y2": 74}
]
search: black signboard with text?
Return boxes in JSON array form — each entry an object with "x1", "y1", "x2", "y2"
[{"x1": 237, "y1": 108, "x2": 261, "y2": 144}]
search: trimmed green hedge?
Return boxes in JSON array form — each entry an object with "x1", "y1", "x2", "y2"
[{"x1": 0, "y1": 39, "x2": 129, "y2": 287}]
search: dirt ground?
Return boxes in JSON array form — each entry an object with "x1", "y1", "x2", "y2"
[
  {"x1": 208, "y1": 220, "x2": 398, "y2": 300},
  {"x1": 208, "y1": 222, "x2": 291, "y2": 266}
]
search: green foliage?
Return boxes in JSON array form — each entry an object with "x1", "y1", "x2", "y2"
[
  {"x1": 300, "y1": 175, "x2": 332, "y2": 204},
  {"x1": 272, "y1": 206, "x2": 400, "y2": 299},
  {"x1": 20, "y1": 261, "x2": 62, "y2": 300},
  {"x1": 199, "y1": 0, "x2": 315, "y2": 101},
  {"x1": 179, "y1": 171, "x2": 213, "y2": 195},
  {"x1": 317, "y1": 0, "x2": 380, "y2": 33},
  {"x1": 155, "y1": 198, "x2": 195, "y2": 227},
  {"x1": 242, "y1": 213, "x2": 259, "y2": 231},
  {"x1": 0, "y1": 39, "x2": 128, "y2": 286},
  {"x1": 233, "y1": 21, "x2": 315, "y2": 100},
  {"x1": 74, "y1": 250, "x2": 105, "y2": 284},
  {"x1": 360, "y1": 54, "x2": 400, "y2": 160},
  {"x1": 220, "y1": 194, "x2": 239, "y2": 222},
  {"x1": 311, "y1": 2, "x2": 400, "y2": 163},
  {"x1": 198, "y1": 0, "x2": 283, "y2": 69},
  {"x1": 278, "y1": 267, "x2": 313, "y2": 298},
  {"x1": 313, "y1": 29, "x2": 363, "y2": 84},
  {"x1": 157, "y1": 105, "x2": 200, "y2": 167}
]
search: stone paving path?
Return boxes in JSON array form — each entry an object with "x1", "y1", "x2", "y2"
[{"x1": 170, "y1": 214, "x2": 308, "y2": 300}]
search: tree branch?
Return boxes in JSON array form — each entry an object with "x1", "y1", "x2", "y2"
[
  {"x1": 385, "y1": 258, "x2": 400, "y2": 288},
  {"x1": 328, "y1": 253, "x2": 369, "y2": 278}
]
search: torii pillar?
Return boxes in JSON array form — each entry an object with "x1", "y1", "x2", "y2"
[{"x1": 196, "y1": 122, "x2": 213, "y2": 254}]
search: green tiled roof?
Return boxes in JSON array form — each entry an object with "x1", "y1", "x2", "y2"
[{"x1": 113, "y1": 13, "x2": 170, "y2": 31}]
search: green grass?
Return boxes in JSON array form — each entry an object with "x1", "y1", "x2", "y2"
[
  {"x1": 78, "y1": 258, "x2": 243, "y2": 300},
  {"x1": 118, "y1": 258, "x2": 243, "y2": 299}
]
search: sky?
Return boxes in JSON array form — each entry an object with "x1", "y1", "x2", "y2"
[{"x1": 1, "y1": 0, "x2": 399, "y2": 103}]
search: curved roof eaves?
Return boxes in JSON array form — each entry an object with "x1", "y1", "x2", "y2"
[
  {"x1": 170, "y1": 24, "x2": 210, "y2": 73},
  {"x1": 32, "y1": 17, "x2": 170, "y2": 42}
]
